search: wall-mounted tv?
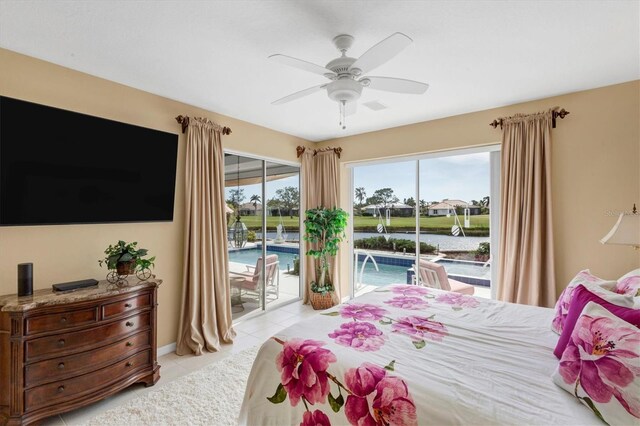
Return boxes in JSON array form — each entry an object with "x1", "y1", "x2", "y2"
[{"x1": 0, "y1": 96, "x2": 178, "y2": 226}]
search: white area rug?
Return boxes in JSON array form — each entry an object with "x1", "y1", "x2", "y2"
[{"x1": 88, "y1": 346, "x2": 260, "y2": 426}]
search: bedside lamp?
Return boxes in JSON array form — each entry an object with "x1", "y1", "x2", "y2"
[{"x1": 600, "y1": 204, "x2": 640, "y2": 249}]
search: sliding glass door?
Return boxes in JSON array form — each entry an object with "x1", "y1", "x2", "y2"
[
  {"x1": 352, "y1": 159, "x2": 417, "y2": 296},
  {"x1": 225, "y1": 153, "x2": 301, "y2": 321},
  {"x1": 350, "y1": 147, "x2": 497, "y2": 299},
  {"x1": 418, "y1": 152, "x2": 491, "y2": 298}
]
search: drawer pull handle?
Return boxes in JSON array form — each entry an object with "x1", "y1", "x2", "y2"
[
  {"x1": 126, "y1": 362, "x2": 133, "y2": 367},
  {"x1": 58, "y1": 385, "x2": 65, "y2": 393},
  {"x1": 125, "y1": 303, "x2": 132, "y2": 308},
  {"x1": 126, "y1": 341, "x2": 133, "y2": 347},
  {"x1": 60, "y1": 317, "x2": 67, "y2": 323},
  {"x1": 126, "y1": 321, "x2": 134, "y2": 327},
  {"x1": 57, "y1": 339, "x2": 66, "y2": 347},
  {"x1": 58, "y1": 362, "x2": 65, "y2": 370}
]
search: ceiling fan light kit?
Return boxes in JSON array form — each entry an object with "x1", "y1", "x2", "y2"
[{"x1": 269, "y1": 32, "x2": 429, "y2": 130}]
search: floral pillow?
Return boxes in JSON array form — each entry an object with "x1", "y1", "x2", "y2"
[
  {"x1": 553, "y1": 284, "x2": 640, "y2": 358},
  {"x1": 552, "y1": 302, "x2": 640, "y2": 425},
  {"x1": 551, "y1": 270, "x2": 617, "y2": 334},
  {"x1": 615, "y1": 268, "x2": 640, "y2": 297}
]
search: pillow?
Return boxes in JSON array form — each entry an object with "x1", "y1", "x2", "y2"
[
  {"x1": 553, "y1": 284, "x2": 640, "y2": 358},
  {"x1": 552, "y1": 302, "x2": 640, "y2": 425},
  {"x1": 551, "y1": 270, "x2": 617, "y2": 335},
  {"x1": 615, "y1": 268, "x2": 640, "y2": 297}
]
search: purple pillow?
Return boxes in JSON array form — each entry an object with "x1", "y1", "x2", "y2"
[{"x1": 554, "y1": 284, "x2": 640, "y2": 358}]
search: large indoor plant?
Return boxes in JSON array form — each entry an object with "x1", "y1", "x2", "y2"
[
  {"x1": 98, "y1": 240, "x2": 155, "y2": 280},
  {"x1": 303, "y1": 207, "x2": 348, "y2": 309}
]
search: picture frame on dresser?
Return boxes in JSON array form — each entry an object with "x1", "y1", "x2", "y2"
[{"x1": 0, "y1": 277, "x2": 161, "y2": 425}]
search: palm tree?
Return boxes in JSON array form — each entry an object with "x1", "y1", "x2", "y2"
[
  {"x1": 355, "y1": 187, "x2": 366, "y2": 207},
  {"x1": 250, "y1": 194, "x2": 261, "y2": 215}
]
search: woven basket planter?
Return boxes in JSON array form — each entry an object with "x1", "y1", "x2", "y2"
[{"x1": 310, "y1": 291, "x2": 337, "y2": 310}]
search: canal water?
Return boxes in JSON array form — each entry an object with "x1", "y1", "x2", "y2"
[{"x1": 257, "y1": 231, "x2": 489, "y2": 251}]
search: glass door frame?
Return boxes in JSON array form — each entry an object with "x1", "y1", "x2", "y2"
[
  {"x1": 225, "y1": 149, "x2": 304, "y2": 321},
  {"x1": 346, "y1": 144, "x2": 501, "y2": 299}
]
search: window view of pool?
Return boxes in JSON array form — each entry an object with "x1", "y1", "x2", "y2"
[
  {"x1": 230, "y1": 246, "x2": 491, "y2": 289},
  {"x1": 228, "y1": 247, "x2": 299, "y2": 273}
]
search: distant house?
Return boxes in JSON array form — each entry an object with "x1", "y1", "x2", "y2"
[
  {"x1": 362, "y1": 203, "x2": 414, "y2": 217},
  {"x1": 239, "y1": 202, "x2": 262, "y2": 216},
  {"x1": 427, "y1": 199, "x2": 484, "y2": 216}
]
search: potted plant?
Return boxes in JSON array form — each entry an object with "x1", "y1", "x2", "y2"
[
  {"x1": 474, "y1": 242, "x2": 490, "y2": 262},
  {"x1": 99, "y1": 240, "x2": 155, "y2": 281},
  {"x1": 303, "y1": 207, "x2": 348, "y2": 310}
]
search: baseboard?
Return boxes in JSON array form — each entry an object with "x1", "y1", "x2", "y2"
[{"x1": 158, "y1": 342, "x2": 176, "y2": 356}]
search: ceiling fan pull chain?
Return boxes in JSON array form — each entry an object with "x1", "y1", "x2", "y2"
[{"x1": 339, "y1": 100, "x2": 346, "y2": 130}]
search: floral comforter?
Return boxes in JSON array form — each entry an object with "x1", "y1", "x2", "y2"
[{"x1": 238, "y1": 285, "x2": 598, "y2": 425}]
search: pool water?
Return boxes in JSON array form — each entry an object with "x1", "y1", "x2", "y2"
[
  {"x1": 358, "y1": 262, "x2": 409, "y2": 286},
  {"x1": 357, "y1": 259, "x2": 491, "y2": 287},
  {"x1": 229, "y1": 247, "x2": 491, "y2": 287},
  {"x1": 228, "y1": 248, "x2": 299, "y2": 272}
]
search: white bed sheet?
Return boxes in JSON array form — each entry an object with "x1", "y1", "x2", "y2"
[{"x1": 239, "y1": 285, "x2": 597, "y2": 425}]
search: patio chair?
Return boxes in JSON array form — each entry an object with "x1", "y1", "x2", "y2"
[
  {"x1": 414, "y1": 259, "x2": 475, "y2": 295},
  {"x1": 230, "y1": 254, "x2": 280, "y2": 302}
]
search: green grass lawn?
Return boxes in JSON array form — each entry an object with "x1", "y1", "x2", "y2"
[{"x1": 236, "y1": 214, "x2": 489, "y2": 232}]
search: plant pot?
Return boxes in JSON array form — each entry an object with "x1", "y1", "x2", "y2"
[
  {"x1": 116, "y1": 260, "x2": 136, "y2": 275},
  {"x1": 310, "y1": 291, "x2": 337, "y2": 310}
]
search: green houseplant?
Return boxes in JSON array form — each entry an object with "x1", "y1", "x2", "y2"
[
  {"x1": 98, "y1": 240, "x2": 155, "y2": 277},
  {"x1": 303, "y1": 207, "x2": 348, "y2": 309}
]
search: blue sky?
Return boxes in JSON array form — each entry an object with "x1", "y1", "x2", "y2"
[
  {"x1": 225, "y1": 152, "x2": 490, "y2": 205},
  {"x1": 354, "y1": 152, "x2": 490, "y2": 204},
  {"x1": 226, "y1": 174, "x2": 299, "y2": 203}
]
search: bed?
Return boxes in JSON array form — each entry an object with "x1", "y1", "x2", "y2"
[{"x1": 238, "y1": 284, "x2": 597, "y2": 425}]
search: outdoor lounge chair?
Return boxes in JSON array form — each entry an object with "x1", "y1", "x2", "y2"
[
  {"x1": 414, "y1": 259, "x2": 475, "y2": 295},
  {"x1": 230, "y1": 254, "x2": 280, "y2": 302}
]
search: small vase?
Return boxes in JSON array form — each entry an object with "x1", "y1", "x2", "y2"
[{"x1": 116, "y1": 260, "x2": 136, "y2": 275}]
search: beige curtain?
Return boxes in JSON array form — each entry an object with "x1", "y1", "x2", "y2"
[
  {"x1": 176, "y1": 117, "x2": 235, "y2": 356},
  {"x1": 497, "y1": 110, "x2": 556, "y2": 307},
  {"x1": 301, "y1": 149, "x2": 341, "y2": 304}
]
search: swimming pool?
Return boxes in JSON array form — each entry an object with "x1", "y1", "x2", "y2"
[
  {"x1": 356, "y1": 260, "x2": 491, "y2": 287},
  {"x1": 228, "y1": 247, "x2": 299, "y2": 272},
  {"x1": 229, "y1": 247, "x2": 491, "y2": 287}
]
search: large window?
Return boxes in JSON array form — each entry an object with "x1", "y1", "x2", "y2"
[
  {"x1": 351, "y1": 148, "x2": 497, "y2": 299},
  {"x1": 225, "y1": 153, "x2": 301, "y2": 321}
]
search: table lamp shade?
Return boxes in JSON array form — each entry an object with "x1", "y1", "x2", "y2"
[{"x1": 600, "y1": 213, "x2": 640, "y2": 247}]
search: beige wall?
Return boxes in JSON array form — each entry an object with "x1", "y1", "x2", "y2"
[
  {"x1": 319, "y1": 81, "x2": 640, "y2": 297},
  {"x1": 0, "y1": 47, "x2": 637, "y2": 348},
  {"x1": 0, "y1": 48, "x2": 309, "y2": 347}
]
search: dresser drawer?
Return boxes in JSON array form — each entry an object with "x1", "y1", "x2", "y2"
[
  {"x1": 25, "y1": 312, "x2": 151, "y2": 361},
  {"x1": 25, "y1": 331, "x2": 151, "y2": 387},
  {"x1": 25, "y1": 307, "x2": 98, "y2": 335},
  {"x1": 25, "y1": 349, "x2": 151, "y2": 411},
  {"x1": 102, "y1": 292, "x2": 151, "y2": 319}
]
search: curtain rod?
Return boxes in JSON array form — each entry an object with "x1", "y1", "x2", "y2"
[
  {"x1": 489, "y1": 108, "x2": 570, "y2": 129},
  {"x1": 296, "y1": 146, "x2": 342, "y2": 159},
  {"x1": 175, "y1": 115, "x2": 232, "y2": 135}
]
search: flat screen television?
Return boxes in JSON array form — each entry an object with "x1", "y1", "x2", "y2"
[{"x1": 0, "y1": 96, "x2": 178, "y2": 226}]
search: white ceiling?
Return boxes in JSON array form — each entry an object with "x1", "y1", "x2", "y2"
[{"x1": 0, "y1": 1, "x2": 638, "y2": 142}]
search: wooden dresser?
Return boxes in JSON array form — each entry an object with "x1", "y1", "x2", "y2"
[{"x1": 0, "y1": 278, "x2": 161, "y2": 425}]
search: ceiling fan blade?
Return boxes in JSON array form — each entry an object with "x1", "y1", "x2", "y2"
[
  {"x1": 349, "y1": 32, "x2": 412, "y2": 75},
  {"x1": 271, "y1": 84, "x2": 328, "y2": 105},
  {"x1": 345, "y1": 101, "x2": 357, "y2": 116},
  {"x1": 269, "y1": 54, "x2": 336, "y2": 78},
  {"x1": 365, "y1": 77, "x2": 429, "y2": 94}
]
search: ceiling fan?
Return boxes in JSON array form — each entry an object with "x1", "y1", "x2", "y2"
[{"x1": 269, "y1": 33, "x2": 429, "y2": 129}]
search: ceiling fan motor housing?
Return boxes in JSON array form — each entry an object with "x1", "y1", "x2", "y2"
[{"x1": 327, "y1": 79, "x2": 363, "y2": 103}]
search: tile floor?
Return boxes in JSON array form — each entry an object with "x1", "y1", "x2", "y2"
[{"x1": 41, "y1": 300, "x2": 317, "y2": 425}]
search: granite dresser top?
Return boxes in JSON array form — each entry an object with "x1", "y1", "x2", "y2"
[{"x1": 0, "y1": 277, "x2": 162, "y2": 312}]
